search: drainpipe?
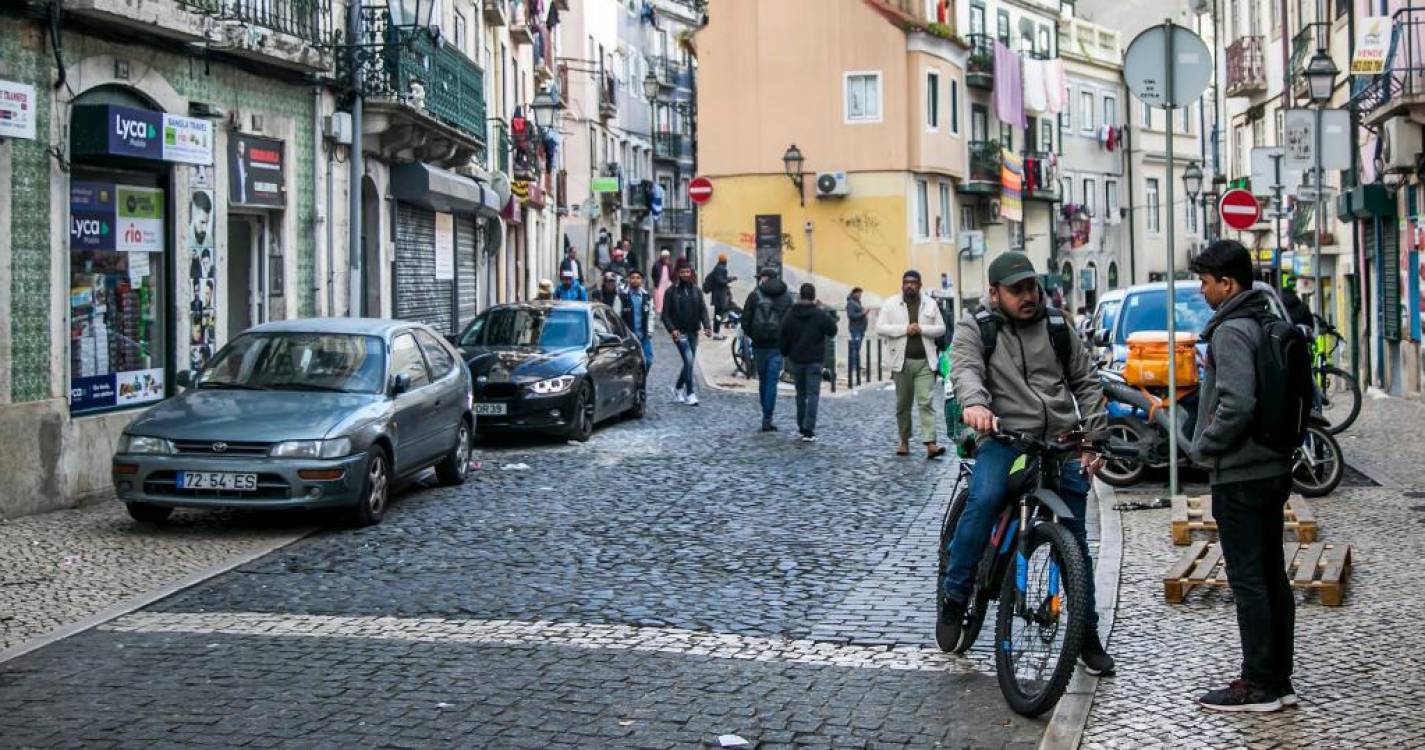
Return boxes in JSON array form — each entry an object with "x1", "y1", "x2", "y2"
[
  {"x1": 317, "y1": 87, "x2": 334, "y2": 316},
  {"x1": 1282, "y1": 0, "x2": 1293, "y2": 108},
  {"x1": 347, "y1": 3, "x2": 365, "y2": 317},
  {"x1": 1124, "y1": 125, "x2": 1139, "y2": 285}
]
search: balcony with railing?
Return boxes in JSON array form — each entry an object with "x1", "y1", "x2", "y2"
[
  {"x1": 966, "y1": 34, "x2": 994, "y2": 90},
  {"x1": 1023, "y1": 151, "x2": 1060, "y2": 202},
  {"x1": 655, "y1": 208, "x2": 696, "y2": 236},
  {"x1": 511, "y1": 0, "x2": 536, "y2": 45},
  {"x1": 960, "y1": 140, "x2": 1001, "y2": 193},
  {"x1": 1225, "y1": 35, "x2": 1267, "y2": 97},
  {"x1": 599, "y1": 72, "x2": 618, "y2": 120},
  {"x1": 482, "y1": 0, "x2": 509, "y2": 26},
  {"x1": 1350, "y1": 8, "x2": 1425, "y2": 125},
  {"x1": 357, "y1": 9, "x2": 487, "y2": 169},
  {"x1": 1289, "y1": 22, "x2": 1331, "y2": 99},
  {"x1": 653, "y1": 131, "x2": 693, "y2": 163},
  {"x1": 88, "y1": 0, "x2": 333, "y2": 71},
  {"x1": 650, "y1": 54, "x2": 693, "y2": 91}
]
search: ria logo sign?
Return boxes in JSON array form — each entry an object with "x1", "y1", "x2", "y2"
[{"x1": 115, "y1": 113, "x2": 157, "y2": 142}]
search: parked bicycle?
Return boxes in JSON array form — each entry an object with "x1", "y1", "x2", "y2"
[
  {"x1": 1310, "y1": 317, "x2": 1361, "y2": 435},
  {"x1": 720, "y1": 309, "x2": 754, "y2": 378},
  {"x1": 936, "y1": 429, "x2": 1124, "y2": 717}
]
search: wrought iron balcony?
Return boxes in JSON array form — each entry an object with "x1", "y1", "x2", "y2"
[
  {"x1": 966, "y1": 33, "x2": 994, "y2": 90},
  {"x1": 960, "y1": 139, "x2": 1001, "y2": 194},
  {"x1": 650, "y1": 54, "x2": 693, "y2": 90},
  {"x1": 655, "y1": 208, "x2": 696, "y2": 236},
  {"x1": 653, "y1": 131, "x2": 693, "y2": 163},
  {"x1": 1350, "y1": 8, "x2": 1425, "y2": 124},
  {"x1": 1023, "y1": 151, "x2": 1060, "y2": 202},
  {"x1": 1289, "y1": 22, "x2": 1331, "y2": 99},
  {"x1": 177, "y1": 0, "x2": 330, "y2": 43},
  {"x1": 1225, "y1": 35, "x2": 1267, "y2": 97},
  {"x1": 599, "y1": 72, "x2": 618, "y2": 120}
]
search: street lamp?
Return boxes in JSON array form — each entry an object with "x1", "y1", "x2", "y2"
[
  {"x1": 1305, "y1": 48, "x2": 1338, "y2": 319},
  {"x1": 1305, "y1": 50, "x2": 1339, "y2": 104},
  {"x1": 531, "y1": 88, "x2": 560, "y2": 129},
  {"x1": 388, "y1": 0, "x2": 436, "y2": 27},
  {"x1": 642, "y1": 70, "x2": 660, "y2": 101},
  {"x1": 1182, "y1": 161, "x2": 1203, "y2": 201},
  {"x1": 782, "y1": 144, "x2": 805, "y2": 206}
]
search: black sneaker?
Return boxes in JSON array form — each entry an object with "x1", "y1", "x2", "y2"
[
  {"x1": 1278, "y1": 680, "x2": 1298, "y2": 708},
  {"x1": 760, "y1": 420, "x2": 778, "y2": 432},
  {"x1": 1198, "y1": 680, "x2": 1283, "y2": 713},
  {"x1": 1079, "y1": 631, "x2": 1116, "y2": 676},
  {"x1": 935, "y1": 598, "x2": 966, "y2": 652}
]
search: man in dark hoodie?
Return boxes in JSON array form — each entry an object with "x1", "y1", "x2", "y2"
[
  {"x1": 846, "y1": 287, "x2": 868, "y2": 380},
  {"x1": 661, "y1": 259, "x2": 712, "y2": 405},
  {"x1": 741, "y1": 267, "x2": 795, "y2": 431},
  {"x1": 1189, "y1": 240, "x2": 1297, "y2": 713},
  {"x1": 779, "y1": 283, "x2": 838, "y2": 442}
]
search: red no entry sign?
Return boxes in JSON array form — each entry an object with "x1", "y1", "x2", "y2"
[
  {"x1": 689, "y1": 176, "x2": 714, "y2": 206},
  {"x1": 1219, "y1": 188, "x2": 1261, "y2": 230}
]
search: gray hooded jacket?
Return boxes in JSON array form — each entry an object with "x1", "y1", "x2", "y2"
[
  {"x1": 1191, "y1": 288, "x2": 1295, "y2": 485},
  {"x1": 950, "y1": 302, "x2": 1106, "y2": 440}
]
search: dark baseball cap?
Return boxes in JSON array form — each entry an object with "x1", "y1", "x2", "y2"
[{"x1": 988, "y1": 252, "x2": 1037, "y2": 287}]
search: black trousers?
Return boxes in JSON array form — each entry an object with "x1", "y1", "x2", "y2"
[{"x1": 1213, "y1": 474, "x2": 1295, "y2": 690}]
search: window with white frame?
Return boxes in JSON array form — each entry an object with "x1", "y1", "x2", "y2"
[
  {"x1": 1080, "y1": 91, "x2": 1095, "y2": 132},
  {"x1": 1234, "y1": 124, "x2": 1246, "y2": 177},
  {"x1": 939, "y1": 183, "x2": 952, "y2": 237},
  {"x1": 1084, "y1": 177, "x2": 1097, "y2": 220},
  {"x1": 1179, "y1": 104, "x2": 1192, "y2": 134},
  {"x1": 916, "y1": 179, "x2": 930, "y2": 238},
  {"x1": 950, "y1": 79, "x2": 960, "y2": 135},
  {"x1": 927, "y1": 70, "x2": 941, "y2": 129},
  {"x1": 1103, "y1": 95, "x2": 1117, "y2": 128},
  {"x1": 1009, "y1": 220, "x2": 1024, "y2": 249},
  {"x1": 453, "y1": 9, "x2": 467, "y2": 56},
  {"x1": 1106, "y1": 180, "x2": 1119, "y2": 222},
  {"x1": 845, "y1": 72, "x2": 883, "y2": 123},
  {"x1": 962, "y1": 205, "x2": 978, "y2": 232},
  {"x1": 1062, "y1": 177, "x2": 1073, "y2": 204},
  {"x1": 1147, "y1": 178, "x2": 1161, "y2": 233},
  {"x1": 1140, "y1": 102, "x2": 1153, "y2": 128},
  {"x1": 1275, "y1": 109, "x2": 1284, "y2": 144},
  {"x1": 1253, "y1": 116, "x2": 1266, "y2": 147}
]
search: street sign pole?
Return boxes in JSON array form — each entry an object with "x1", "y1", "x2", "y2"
[
  {"x1": 1271, "y1": 152, "x2": 1285, "y2": 287},
  {"x1": 1314, "y1": 107, "x2": 1324, "y2": 320},
  {"x1": 1164, "y1": 20, "x2": 1179, "y2": 501}
]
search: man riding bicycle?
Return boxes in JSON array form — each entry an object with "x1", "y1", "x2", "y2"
[{"x1": 944, "y1": 252, "x2": 1115, "y2": 676}]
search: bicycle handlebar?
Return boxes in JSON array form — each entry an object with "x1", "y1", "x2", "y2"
[{"x1": 991, "y1": 429, "x2": 1138, "y2": 459}]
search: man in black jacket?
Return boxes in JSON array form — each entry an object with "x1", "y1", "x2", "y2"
[
  {"x1": 846, "y1": 287, "x2": 868, "y2": 381},
  {"x1": 590, "y1": 272, "x2": 621, "y2": 309},
  {"x1": 779, "y1": 283, "x2": 838, "y2": 441},
  {"x1": 661, "y1": 259, "x2": 711, "y2": 405},
  {"x1": 741, "y1": 267, "x2": 794, "y2": 431},
  {"x1": 621, "y1": 270, "x2": 654, "y2": 371}
]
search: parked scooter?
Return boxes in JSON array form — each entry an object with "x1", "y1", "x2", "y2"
[{"x1": 1095, "y1": 368, "x2": 1343, "y2": 497}]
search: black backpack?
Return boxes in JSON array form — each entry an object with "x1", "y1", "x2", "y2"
[
  {"x1": 1249, "y1": 312, "x2": 1314, "y2": 452},
  {"x1": 976, "y1": 308, "x2": 1073, "y2": 378},
  {"x1": 749, "y1": 290, "x2": 784, "y2": 342}
]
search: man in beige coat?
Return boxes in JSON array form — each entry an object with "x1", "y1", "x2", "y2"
[{"x1": 878, "y1": 269, "x2": 948, "y2": 458}]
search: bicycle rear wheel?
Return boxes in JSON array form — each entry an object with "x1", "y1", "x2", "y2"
[
  {"x1": 1293, "y1": 424, "x2": 1343, "y2": 497},
  {"x1": 994, "y1": 522, "x2": 1090, "y2": 718},
  {"x1": 1317, "y1": 365, "x2": 1361, "y2": 435}
]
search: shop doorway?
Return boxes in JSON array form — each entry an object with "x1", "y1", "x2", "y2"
[
  {"x1": 362, "y1": 177, "x2": 382, "y2": 317},
  {"x1": 226, "y1": 214, "x2": 269, "y2": 339}
]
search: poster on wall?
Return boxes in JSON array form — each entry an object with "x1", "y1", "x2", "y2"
[
  {"x1": 754, "y1": 214, "x2": 783, "y2": 274},
  {"x1": 228, "y1": 134, "x2": 286, "y2": 207},
  {"x1": 187, "y1": 177, "x2": 217, "y2": 369},
  {"x1": 116, "y1": 186, "x2": 164, "y2": 253},
  {"x1": 0, "y1": 80, "x2": 36, "y2": 140},
  {"x1": 434, "y1": 212, "x2": 455, "y2": 281}
]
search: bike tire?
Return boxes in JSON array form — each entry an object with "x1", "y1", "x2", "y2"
[
  {"x1": 1318, "y1": 365, "x2": 1361, "y2": 435},
  {"x1": 1293, "y1": 424, "x2": 1343, "y2": 497},
  {"x1": 1095, "y1": 418, "x2": 1149, "y2": 487},
  {"x1": 993, "y1": 522, "x2": 1091, "y2": 718}
]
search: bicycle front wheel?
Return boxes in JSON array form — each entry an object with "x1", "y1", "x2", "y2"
[
  {"x1": 1318, "y1": 365, "x2": 1361, "y2": 435},
  {"x1": 994, "y1": 522, "x2": 1091, "y2": 718}
]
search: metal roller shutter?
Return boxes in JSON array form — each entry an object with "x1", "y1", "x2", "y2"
[
  {"x1": 456, "y1": 215, "x2": 479, "y2": 331},
  {"x1": 394, "y1": 203, "x2": 453, "y2": 333}
]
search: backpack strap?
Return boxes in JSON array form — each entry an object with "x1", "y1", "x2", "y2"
[
  {"x1": 1045, "y1": 309, "x2": 1073, "y2": 376},
  {"x1": 974, "y1": 309, "x2": 999, "y2": 368}
]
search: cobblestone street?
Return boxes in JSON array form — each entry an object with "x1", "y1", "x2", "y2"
[
  {"x1": 1080, "y1": 394, "x2": 1425, "y2": 748},
  {"x1": 0, "y1": 334, "x2": 1049, "y2": 749}
]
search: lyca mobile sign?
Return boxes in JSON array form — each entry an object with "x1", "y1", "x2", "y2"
[{"x1": 72, "y1": 104, "x2": 213, "y2": 165}]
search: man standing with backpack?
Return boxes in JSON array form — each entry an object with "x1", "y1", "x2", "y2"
[
  {"x1": 779, "y1": 283, "x2": 838, "y2": 442},
  {"x1": 741, "y1": 267, "x2": 794, "y2": 431},
  {"x1": 1189, "y1": 240, "x2": 1308, "y2": 713}
]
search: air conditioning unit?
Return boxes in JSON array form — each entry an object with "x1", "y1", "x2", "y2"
[
  {"x1": 983, "y1": 198, "x2": 1003, "y2": 224},
  {"x1": 1382, "y1": 117, "x2": 1422, "y2": 172},
  {"x1": 815, "y1": 171, "x2": 850, "y2": 198}
]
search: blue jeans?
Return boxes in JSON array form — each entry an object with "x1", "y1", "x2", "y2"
[
  {"x1": 943, "y1": 438, "x2": 1099, "y2": 629},
  {"x1": 675, "y1": 335, "x2": 697, "y2": 395},
  {"x1": 791, "y1": 362, "x2": 823, "y2": 435},
  {"x1": 849, "y1": 335, "x2": 864, "y2": 379},
  {"x1": 638, "y1": 333, "x2": 653, "y2": 370},
  {"x1": 752, "y1": 347, "x2": 783, "y2": 420}
]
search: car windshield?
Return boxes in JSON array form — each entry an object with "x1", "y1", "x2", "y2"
[
  {"x1": 461, "y1": 308, "x2": 589, "y2": 349},
  {"x1": 1114, "y1": 288, "x2": 1215, "y2": 345},
  {"x1": 1097, "y1": 300, "x2": 1123, "y2": 334},
  {"x1": 197, "y1": 333, "x2": 386, "y2": 394}
]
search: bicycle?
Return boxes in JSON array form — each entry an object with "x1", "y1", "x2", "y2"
[
  {"x1": 935, "y1": 430, "x2": 1120, "y2": 717},
  {"x1": 1309, "y1": 317, "x2": 1361, "y2": 435},
  {"x1": 722, "y1": 310, "x2": 755, "y2": 378}
]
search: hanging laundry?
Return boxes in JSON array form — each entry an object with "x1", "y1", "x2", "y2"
[
  {"x1": 1042, "y1": 59, "x2": 1068, "y2": 115},
  {"x1": 1097, "y1": 124, "x2": 1109, "y2": 146},
  {"x1": 1023, "y1": 58, "x2": 1049, "y2": 114},
  {"x1": 994, "y1": 41, "x2": 1026, "y2": 129},
  {"x1": 1106, "y1": 126, "x2": 1118, "y2": 152}
]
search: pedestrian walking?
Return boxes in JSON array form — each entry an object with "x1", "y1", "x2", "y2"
[
  {"x1": 560, "y1": 245, "x2": 585, "y2": 285},
  {"x1": 877, "y1": 269, "x2": 947, "y2": 458},
  {"x1": 741, "y1": 267, "x2": 794, "y2": 431},
  {"x1": 661, "y1": 259, "x2": 712, "y2": 405},
  {"x1": 704, "y1": 253, "x2": 737, "y2": 339},
  {"x1": 553, "y1": 269, "x2": 587, "y2": 301},
  {"x1": 536, "y1": 279, "x2": 554, "y2": 300},
  {"x1": 779, "y1": 283, "x2": 837, "y2": 442},
  {"x1": 594, "y1": 228, "x2": 612, "y2": 272},
  {"x1": 846, "y1": 287, "x2": 868, "y2": 380},
  {"x1": 1189, "y1": 240, "x2": 1304, "y2": 713},
  {"x1": 621, "y1": 269, "x2": 655, "y2": 370},
  {"x1": 590, "y1": 272, "x2": 622, "y2": 309},
  {"x1": 652, "y1": 249, "x2": 674, "y2": 314}
]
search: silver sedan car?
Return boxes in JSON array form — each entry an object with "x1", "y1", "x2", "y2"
[{"x1": 112, "y1": 318, "x2": 474, "y2": 526}]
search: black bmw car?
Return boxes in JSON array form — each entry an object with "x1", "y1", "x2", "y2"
[{"x1": 455, "y1": 301, "x2": 646, "y2": 441}]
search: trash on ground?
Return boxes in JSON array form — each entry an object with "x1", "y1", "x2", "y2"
[
  {"x1": 501, "y1": 463, "x2": 531, "y2": 471},
  {"x1": 717, "y1": 735, "x2": 750, "y2": 748}
]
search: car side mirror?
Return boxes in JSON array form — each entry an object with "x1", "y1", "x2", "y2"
[
  {"x1": 176, "y1": 370, "x2": 194, "y2": 389},
  {"x1": 1094, "y1": 329, "x2": 1110, "y2": 347},
  {"x1": 596, "y1": 332, "x2": 622, "y2": 349},
  {"x1": 390, "y1": 372, "x2": 413, "y2": 396}
]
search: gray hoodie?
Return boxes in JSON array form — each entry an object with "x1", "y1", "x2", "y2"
[
  {"x1": 950, "y1": 302, "x2": 1106, "y2": 441},
  {"x1": 1191, "y1": 288, "x2": 1295, "y2": 485}
]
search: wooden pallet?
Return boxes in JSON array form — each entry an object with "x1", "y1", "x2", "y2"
[
  {"x1": 1163, "y1": 541, "x2": 1352, "y2": 606},
  {"x1": 1170, "y1": 495, "x2": 1319, "y2": 545}
]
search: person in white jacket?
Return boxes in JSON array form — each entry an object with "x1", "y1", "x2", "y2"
[{"x1": 878, "y1": 269, "x2": 948, "y2": 458}]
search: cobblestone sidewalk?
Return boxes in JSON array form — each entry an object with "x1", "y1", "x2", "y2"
[{"x1": 1081, "y1": 395, "x2": 1425, "y2": 748}]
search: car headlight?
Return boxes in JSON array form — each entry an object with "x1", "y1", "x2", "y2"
[
  {"x1": 269, "y1": 438, "x2": 353, "y2": 459},
  {"x1": 527, "y1": 375, "x2": 577, "y2": 396},
  {"x1": 118, "y1": 435, "x2": 173, "y2": 455}
]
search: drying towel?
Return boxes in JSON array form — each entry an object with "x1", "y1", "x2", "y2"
[
  {"x1": 1043, "y1": 59, "x2": 1068, "y2": 115},
  {"x1": 1023, "y1": 58, "x2": 1049, "y2": 115},
  {"x1": 994, "y1": 41, "x2": 1026, "y2": 129}
]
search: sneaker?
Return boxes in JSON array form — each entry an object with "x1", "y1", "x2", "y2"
[
  {"x1": 1079, "y1": 631, "x2": 1116, "y2": 676},
  {"x1": 1278, "y1": 680, "x2": 1298, "y2": 708},
  {"x1": 935, "y1": 598, "x2": 966, "y2": 652},
  {"x1": 1198, "y1": 680, "x2": 1283, "y2": 713},
  {"x1": 800, "y1": 433, "x2": 817, "y2": 443},
  {"x1": 672, "y1": 387, "x2": 686, "y2": 404},
  {"x1": 685, "y1": 393, "x2": 699, "y2": 406},
  {"x1": 761, "y1": 420, "x2": 778, "y2": 432}
]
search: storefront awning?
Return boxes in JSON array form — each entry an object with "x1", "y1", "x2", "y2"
[{"x1": 390, "y1": 162, "x2": 502, "y2": 217}]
